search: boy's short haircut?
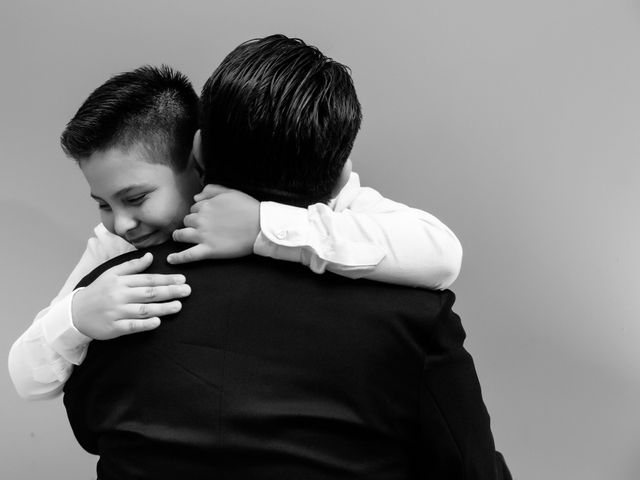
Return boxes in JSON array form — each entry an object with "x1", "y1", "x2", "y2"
[
  {"x1": 200, "y1": 34, "x2": 362, "y2": 207},
  {"x1": 61, "y1": 65, "x2": 198, "y2": 171}
]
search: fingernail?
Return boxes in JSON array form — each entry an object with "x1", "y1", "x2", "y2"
[
  {"x1": 181, "y1": 285, "x2": 191, "y2": 295},
  {"x1": 175, "y1": 275, "x2": 186, "y2": 284}
]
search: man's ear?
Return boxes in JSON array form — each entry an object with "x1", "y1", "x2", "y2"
[
  {"x1": 331, "y1": 158, "x2": 352, "y2": 197},
  {"x1": 191, "y1": 130, "x2": 205, "y2": 181}
]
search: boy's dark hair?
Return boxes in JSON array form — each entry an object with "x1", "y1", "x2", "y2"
[
  {"x1": 61, "y1": 65, "x2": 198, "y2": 171},
  {"x1": 200, "y1": 34, "x2": 362, "y2": 206}
]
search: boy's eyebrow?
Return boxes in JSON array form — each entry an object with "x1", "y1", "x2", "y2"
[{"x1": 90, "y1": 184, "x2": 152, "y2": 201}]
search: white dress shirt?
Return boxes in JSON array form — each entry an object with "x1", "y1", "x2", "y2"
[{"x1": 8, "y1": 171, "x2": 462, "y2": 400}]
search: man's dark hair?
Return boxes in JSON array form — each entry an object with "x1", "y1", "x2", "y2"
[
  {"x1": 61, "y1": 65, "x2": 198, "y2": 171},
  {"x1": 200, "y1": 34, "x2": 362, "y2": 206}
]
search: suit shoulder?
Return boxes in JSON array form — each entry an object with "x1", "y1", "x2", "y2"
[{"x1": 74, "y1": 242, "x2": 184, "y2": 289}]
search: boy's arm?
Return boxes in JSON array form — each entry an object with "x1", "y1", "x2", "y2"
[
  {"x1": 8, "y1": 225, "x2": 135, "y2": 400},
  {"x1": 170, "y1": 172, "x2": 462, "y2": 289},
  {"x1": 8, "y1": 293, "x2": 89, "y2": 400},
  {"x1": 256, "y1": 172, "x2": 462, "y2": 289},
  {"x1": 9, "y1": 226, "x2": 191, "y2": 401}
]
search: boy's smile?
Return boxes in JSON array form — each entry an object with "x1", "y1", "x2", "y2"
[{"x1": 79, "y1": 144, "x2": 201, "y2": 248}]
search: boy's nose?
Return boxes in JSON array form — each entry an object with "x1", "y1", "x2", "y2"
[{"x1": 113, "y1": 212, "x2": 138, "y2": 237}]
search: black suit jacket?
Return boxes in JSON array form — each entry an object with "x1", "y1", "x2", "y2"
[{"x1": 64, "y1": 242, "x2": 511, "y2": 480}]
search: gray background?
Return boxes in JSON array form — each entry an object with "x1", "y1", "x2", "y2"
[{"x1": 2, "y1": 1, "x2": 639, "y2": 479}]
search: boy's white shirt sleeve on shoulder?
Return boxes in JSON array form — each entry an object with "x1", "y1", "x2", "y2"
[
  {"x1": 8, "y1": 224, "x2": 136, "y2": 400},
  {"x1": 254, "y1": 170, "x2": 463, "y2": 290}
]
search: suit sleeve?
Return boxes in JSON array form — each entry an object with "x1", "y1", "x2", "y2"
[{"x1": 416, "y1": 292, "x2": 512, "y2": 479}]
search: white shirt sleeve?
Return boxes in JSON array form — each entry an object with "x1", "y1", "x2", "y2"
[
  {"x1": 254, "y1": 171, "x2": 462, "y2": 290},
  {"x1": 8, "y1": 224, "x2": 136, "y2": 400}
]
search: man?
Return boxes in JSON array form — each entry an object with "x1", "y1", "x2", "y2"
[{"x1": 63, "y1": 35, "x2": 511, "y2": 479}]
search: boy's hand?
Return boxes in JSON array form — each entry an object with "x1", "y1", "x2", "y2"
[
  {"x1": 167, "y1": 185, "x2": 260, "y2": 265},
  {"x1": 72, "y1": 253, "x2": 190, "y2": 340}
]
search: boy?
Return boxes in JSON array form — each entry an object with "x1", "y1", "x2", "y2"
[{"x1": 9, "y1": 62, "x2": 462, "y2": 400}]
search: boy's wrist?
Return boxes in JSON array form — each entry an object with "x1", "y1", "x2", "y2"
[
  {"x1": 69, "y1": 288, "x2": 92, "y2": 338},
  {"x1": 252, "y1": 201, "x2": 265, "y2": 254},
  {"x1": 70, "y1": 287, "x2": 90, "y2": 337}
]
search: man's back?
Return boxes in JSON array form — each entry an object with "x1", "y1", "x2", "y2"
[{"x1": 64, "y1": 242, "x2": 508, "y2": 480}]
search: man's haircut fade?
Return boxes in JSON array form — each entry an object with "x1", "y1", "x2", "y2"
[
  {"x1": 60, "y1": 65, "x2": 198, "y2": 172},
  {"x1": 200, "y1": 34, "x2": 362, "y2": 207}
]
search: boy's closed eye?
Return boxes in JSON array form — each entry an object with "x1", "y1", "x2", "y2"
[
  {"x1": 125, "y1": 193, "x2": 149, "y2": 206},
  {"x1": 93, "y1": 192, "x2": 149, "y2": 211}
]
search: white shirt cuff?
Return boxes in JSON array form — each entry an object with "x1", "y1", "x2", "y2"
[
  {"x1": 259, "y1": 201, "x2": 313, "y2": 247},
  {"x1": 254, "y1": 202, "x2": 309, "y2": 263},
  {"x1": 42, "y1": 288, "x2": 92, "y2": 365},
  {"x1": 255, "y1": 200, "x2": 385, "y2": 269}
]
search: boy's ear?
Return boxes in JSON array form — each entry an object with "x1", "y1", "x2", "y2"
[{"x1": 191, "y1": 130, "x2": 205, "y2": 181}]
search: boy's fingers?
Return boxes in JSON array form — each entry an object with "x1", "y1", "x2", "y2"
[
  {"x1": 173, "y1": 225, "x2": 199, "y2": 242},
  {"x1": 126, "y1": 284, "x2": 191, "y2": 303},
  {"x1": 123, "y1": 300, "x2": 182, "y2": 319},
  {"x1": 194, "y1": 184, "x2": 231, "y2": 202},
  {"x1": 167, "y1": 244, "x2": 212, "y2": 265},
  {"x1": 190, "y1": 201, "x2": 206, "y2": 213},
  {"x1": 182, "y1": 213, "x2": 203, "y2": 229},
  {"x1": 109, "y1": 252, "x2": 153, "y2": 276},
  {"x1": 115, "y1": 317, "x2": 162, "y2": 336},
  {"x1": 125, "y1": 273, "x2": 186, "y2": 287}
]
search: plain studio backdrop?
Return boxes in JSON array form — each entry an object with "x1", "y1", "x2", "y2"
[{"x1": 1, "y1": 1, "x2": 639, "y2": 479}]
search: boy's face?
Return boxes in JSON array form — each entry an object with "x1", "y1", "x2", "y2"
[{"x1": 79, "y1": 144, "x2": 201, "y2": 248}]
